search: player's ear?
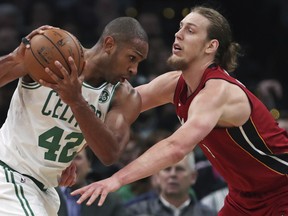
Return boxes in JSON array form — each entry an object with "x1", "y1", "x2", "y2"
[
  {"x1": 205, "y1": 39, "x2": 219, "y2": 54},
  {"x1": 103, "y1": 36, "x2": 115, "y2": 54}
]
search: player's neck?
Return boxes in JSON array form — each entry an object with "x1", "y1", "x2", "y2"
[{"x1": 182, "y1": 60, "x2": 214, "y2": 94}]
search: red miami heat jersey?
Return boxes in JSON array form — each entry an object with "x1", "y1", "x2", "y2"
[{"x1": 173, "y1": 65, "x2": 288, "y2": 214}]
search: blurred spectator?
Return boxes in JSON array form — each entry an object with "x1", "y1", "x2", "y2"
[
  {"x1": 0, "y1": 3, "x2": 23, "y2": 29},
  {"x1": 256, "y1": 79, "x2": 283, "y2": 110},
  {"x1": 138, "y1": 12, "x2": 162, "y2": 37},
  {"x1": 93, "y1": 0, "x2": 121, "y2": 38},
  {"x1": 26, "y1": 1, "x2": 55, "y2": 30},
  {"x1": 125, "y1": 152, "x2": 217, "y2": 216},
  {"x1": 57, "y1": 147, "x2": 127, "y2": 216},
  {"x1": 0, "y1": 28, "x2": 19, "y2": 55},
  {"x1": 277, "y1": 110, "x2": 288, "y2": 132}
]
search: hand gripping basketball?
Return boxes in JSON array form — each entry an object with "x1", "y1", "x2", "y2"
[{"x1": 23, "y1": 28, "x2": 85, "y2": 83}]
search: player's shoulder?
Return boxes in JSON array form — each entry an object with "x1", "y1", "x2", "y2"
[
  {"x1": 157, "y1": 70, "x2": 181, "y2": 80},
  {"x1": 113, "y1": 80, "x2": 140, "y2": 103},
  {"x1": 115, "y1": 80, "x2": 137, "y2": 95}
]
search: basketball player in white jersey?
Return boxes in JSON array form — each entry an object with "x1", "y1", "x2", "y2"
[{"x1": 0, "y1": 17, "x2": 148, "y2": 215}]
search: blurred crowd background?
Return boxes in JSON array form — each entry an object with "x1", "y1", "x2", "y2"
[{"x1": 1, "y1": 0, "x2": 288, "y2": 214}]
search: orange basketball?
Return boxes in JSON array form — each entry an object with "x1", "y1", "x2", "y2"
[{"x1": 23, "y1": 28, "x2": 85, "y2": 83}]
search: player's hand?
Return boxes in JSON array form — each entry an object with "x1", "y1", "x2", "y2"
[
  {"x1": 21, "y1": 25, "x2": 58, "y2": 49},
  {"x1": 58, "y1": 161, "x2": 77, "y2": 187},
  {"x1": 40, "y1": 56, "x2": 85, "y2": 106},
  {"x1": 71, "y1": 176, "x2": 121, "y2": 206},
  {"x1": 13, "y1": 25, "x2": 58, "y2": 66}
]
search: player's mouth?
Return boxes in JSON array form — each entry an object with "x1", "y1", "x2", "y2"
[{"x1": 172, "y1": 43, "x2": 182, "y2": 54}]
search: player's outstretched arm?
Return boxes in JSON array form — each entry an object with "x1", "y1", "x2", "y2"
[{"x1": 71, "y1": 80, "x2": 228, "y2": 206}]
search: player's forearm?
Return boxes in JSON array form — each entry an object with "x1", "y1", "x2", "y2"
[
  {"x1": 0, "y1": 53, "x2": 16, "y2": 86},
  {"x1": 0, "y1": 51, "x2": 26, "y2": 87},
  {"x1": 69, "y1": 98, "x2": 119, "y2": 165},
  {"x1": 113, "y1": 138, "x2": 185, "y2": 186}
]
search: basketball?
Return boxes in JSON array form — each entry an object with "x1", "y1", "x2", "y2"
[{"x1": 23, "y1": 28, "x2": 85, "y2": 83}]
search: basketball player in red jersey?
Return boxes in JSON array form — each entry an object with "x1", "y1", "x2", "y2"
[{"x1": 72, "y1": 6, "x2": 288, "y2": 215}]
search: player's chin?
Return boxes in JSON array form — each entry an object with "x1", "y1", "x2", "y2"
[
  {"x1": 110, "y1": 77, "x2": 126, "y2": 84},
  {"x1": 120, "y1": 77, "x2": 127, "y2": 83}
]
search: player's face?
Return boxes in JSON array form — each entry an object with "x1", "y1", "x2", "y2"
[
  {"x1": 168, "y1": 12, "x2": 211, "y2": 70},
  {"x1": 107, "y1": 39, "x2": 148, "y2": 84},
  {"x1": 157, "y1": 158, "x2": 195, "y2": 197}
]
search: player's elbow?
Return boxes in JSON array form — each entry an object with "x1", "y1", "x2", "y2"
[
  {"x1": 100, "y1": 158, "x2": 115, "y2": 166},
  {"x1": 90, "y1": 133, "x2": 129, "y2": 166},
  {"x1": 98, "y1": 148, "x2": 121, "y2": 166},
  {"x1": 102, "y1": 133, "x2": 130, "y2": 166},
  {"x1": 167, "y1": 138, "x2": 193, "y2": 164},
  {"x1": 171, "y1": 145, "x2": 188, "y2": 163}
]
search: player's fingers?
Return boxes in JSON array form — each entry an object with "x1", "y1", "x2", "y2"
[
  {"x1": 58, "y1": 165, "x2": 71, "y2": 186},
  {"x1": 21, "y1": 37, "x2": 30, "y2": 49},
  {"x1": 76, "y1": 194, "x2": 88, "y2": 204},
  {"x1": 26, "y1": 25, "x2": 57, "y2": 39},
  {"x1": 85, "y1": 188, "x2": 102, "y2": 206},
  {"x1": 39, "y1": 78, "x2": 54, "y2": 89},
  {"x1": 44, "y1": 67, "x2": 62, "y2": 83},
  {"x1": 58, "y1": 173, "x2": 67, "y2": 186},
  {"x1": 71, "y1": 187, "x2": 85, "y2": 196},
  {"x1": 76, "y1": 186, "x2": 99, "y2": 204},
  {"x1": 23, "y1": 26, "x2": 60, "y2": 49},
  {"x1": 54, "y1": 61, "x2": 69, "y2": 79},
  {"x1": 67, "y1": 56, "x2": 78, "y2": 78},
  {"x1": 68, "y1": 164, "x2": 77, "y2": 186},
  {"x1": 77, "y1": 190, "x2": 93, "y2": 204},
  {"x1": 60, "y1": 169, "x2": 71, "y2": 186},
  {"x1": 38, "y1": 25, "x2": 58, "y2": 31},
  {"x1": 97, "y1": 192, "x2": 108, "y2": 206}
]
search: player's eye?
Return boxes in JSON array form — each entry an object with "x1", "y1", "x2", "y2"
[{"x1": 129, "y1": 56, "x2": 136, "y2": 62}]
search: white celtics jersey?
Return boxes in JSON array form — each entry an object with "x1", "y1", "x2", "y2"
[{"x1": 0, "y1": 78, "x2": 118, "y2": 187}]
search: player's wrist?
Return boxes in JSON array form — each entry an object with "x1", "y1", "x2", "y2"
[
  {"x1": 111, "y1": 173, "x2": 124, "y2": 191},
  {"x1": 68, "y1": 96, "x2": 90, "y2": 110}
]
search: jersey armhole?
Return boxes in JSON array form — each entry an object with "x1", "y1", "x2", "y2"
[{"x1": 21, "y1": 78, "x2": 41, "y2": 89}]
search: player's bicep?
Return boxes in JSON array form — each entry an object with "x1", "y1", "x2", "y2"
[
  {"x1": 105, "y1": 95, "x2": 140, "y2": 130},
  {"x1": 104, "y1": 109, "x2": 134, "y2": 154},
  {"x1": 187, "y1": 81, "x2": 228, "y2": 133},
  {"x1": 136, "y1": 71, "x2": 180, "y2": 112},
  {"x1": 104, "y1": 83, "x2": 141, "y2": 151}
]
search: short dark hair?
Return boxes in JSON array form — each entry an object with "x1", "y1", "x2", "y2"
[{"x1": 100, "y1": 17, "x2": 148, "y2": 44}]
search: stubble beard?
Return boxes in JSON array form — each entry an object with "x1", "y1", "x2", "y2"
[{"x1": 167, "y1": 54, "x2": 188, "y2": 70}]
